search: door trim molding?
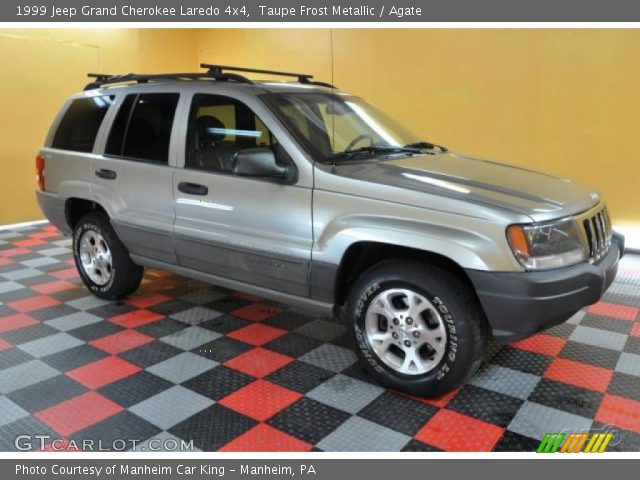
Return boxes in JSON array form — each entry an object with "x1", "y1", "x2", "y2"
[
  {"x1": 173, "y1": 232, "x2": 305, "y2": 264},
  {"x1": 130, "y1": 254, "x2": 335, "y2": 317}
]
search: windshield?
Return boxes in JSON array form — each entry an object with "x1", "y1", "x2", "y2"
[{"x1": 263, "y1": 92, "x2": 439, "y2": 163}]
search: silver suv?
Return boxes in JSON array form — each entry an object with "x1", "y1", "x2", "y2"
[{"x1": 36, "y1": 65, "x2": 624, "y2": 396}]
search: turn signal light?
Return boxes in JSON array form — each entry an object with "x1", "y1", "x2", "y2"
[
  {"x1": 36, "y1": 154, "x2": 45, "y2": 191},
  {"x1": 507, "y1": 225, "x2": 530, "y2": 257}
]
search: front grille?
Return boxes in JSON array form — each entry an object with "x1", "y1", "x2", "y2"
[{"x1": 581, "y1": 206, "x2": 612, "y2": 263}]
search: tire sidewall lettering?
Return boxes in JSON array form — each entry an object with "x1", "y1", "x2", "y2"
[{"x1": 354, "y1": 323, "x2": 384, "y2": 373}]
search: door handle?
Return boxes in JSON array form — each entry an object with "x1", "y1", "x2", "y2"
[
  {"x1": 178, "y1": 182, "x2": 208, "y2": 196},
  {"x1": 95, "y1": 168, "x2": 117, "y2": 180}
]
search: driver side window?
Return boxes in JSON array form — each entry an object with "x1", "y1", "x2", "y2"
[{"x1": 185, "y1": 94, "x2": 285, "y2": 174}]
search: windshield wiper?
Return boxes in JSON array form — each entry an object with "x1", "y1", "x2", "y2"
[
  {"x1": 404, "y1": 141, "x2": 448, "y2": 152},
  {"x1": 330, "y1": 146, "x2": 421, "y2": 162}
]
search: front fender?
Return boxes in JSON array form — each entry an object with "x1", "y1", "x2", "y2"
[{"x1": 313, "y1": 213, "x2": 522, "y2": 272}]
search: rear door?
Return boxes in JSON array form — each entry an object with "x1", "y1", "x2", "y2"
[
  {"x1": 172, "y1": 91, "x2": 313, "y2": 297},
  {"x1": 92, "y1": 91, "x2": 182, "y2": 264}
]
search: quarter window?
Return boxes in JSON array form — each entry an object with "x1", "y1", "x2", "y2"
[
  {"x1": 106, "y1": 93, "x2": 179, "y2": 164},
  {"x1": 52, "y1": 96, "x2": 114, "y2": 152}
]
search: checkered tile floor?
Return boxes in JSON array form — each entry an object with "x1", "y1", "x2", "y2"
[{"x1": 1, "y1": 223, "x2": 639, "y2": 452}]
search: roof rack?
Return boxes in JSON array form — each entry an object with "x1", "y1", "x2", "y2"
[
  {"x1": 84, "y1": 64, "x2": 336, "y2": 90},
  {"x1": 201, "y1": 64, "x2": 336, "y2": 89}
]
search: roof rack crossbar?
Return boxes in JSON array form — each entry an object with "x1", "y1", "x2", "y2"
[
  {"x1": 201, "y1": 64, "x2": 314, "y2": 83},
  {"x1": 87, "y1": 73, "x2": 114, "y2": 81}
]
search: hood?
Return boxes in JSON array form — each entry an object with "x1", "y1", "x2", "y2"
[{"x1": 333, "y1": 152, "x2": 600, "y2": 222}]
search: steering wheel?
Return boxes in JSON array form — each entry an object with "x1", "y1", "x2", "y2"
[{"x1": 344, "y1": 134, "x2": 375, "y2": 152}]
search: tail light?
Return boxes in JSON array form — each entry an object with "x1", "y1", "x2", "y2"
[{"x1": 36, "y1": 154, "x2": 45, "y2": 191}]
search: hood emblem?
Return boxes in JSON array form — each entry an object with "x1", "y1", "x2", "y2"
[{"x1": 590, "y1": 192, "x2": 600, "y2": 201}]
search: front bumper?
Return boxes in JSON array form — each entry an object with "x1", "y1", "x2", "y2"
[{"x1": 466, "y1": 233, "x2": 624, "y2": 342}]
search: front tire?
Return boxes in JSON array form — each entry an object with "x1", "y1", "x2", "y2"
[
  {"x1": 73, "y1": 212, "x2": 143, "y2": 300},
  {"x1": 347, "y1": 259, "x2": 488, "y2": 397}
]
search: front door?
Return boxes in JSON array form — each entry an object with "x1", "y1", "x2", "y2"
[{"x1": 172, "y1": 93, "x2": 312, "y2": 297}]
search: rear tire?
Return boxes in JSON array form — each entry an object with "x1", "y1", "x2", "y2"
[
  {"x1": 73, "y1": 212, "x2": 143, "y2": 300},
  {"x1": 347, "y1": 259, "x2": 488, "y2": 397}
]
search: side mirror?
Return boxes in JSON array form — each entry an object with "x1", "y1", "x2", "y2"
[{"x1": 233, "y1": 148, "x2": 291, "y2": 181}]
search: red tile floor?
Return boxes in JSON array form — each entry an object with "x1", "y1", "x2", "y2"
[{"x1": 0, "y1": 223, "x2": 639, "y2": 451}]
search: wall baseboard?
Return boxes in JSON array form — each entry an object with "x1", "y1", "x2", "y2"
[
  {"x1": 0, "y1": 219, "x2": 48, "y2": 231},
  {"x1": 614, "y1": 225, "x2": 640, "y2": 253}
]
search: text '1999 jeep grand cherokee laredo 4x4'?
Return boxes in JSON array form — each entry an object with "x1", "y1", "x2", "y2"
[{"x1": 36, "y1": 65, "x2": 624, "y2": 397}]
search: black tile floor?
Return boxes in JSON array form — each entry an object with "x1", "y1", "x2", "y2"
[{"x1": 0, "y1": 223, "x2": 639, "y2": 451}]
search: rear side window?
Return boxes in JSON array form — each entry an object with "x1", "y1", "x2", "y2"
[
  {"x1": 52, "y1": 96, "x2": 114, "y2": 152},
  {"x1": 105, "y1": 95, "x2": 136, "y2": 156},
  {"x1": 106, "y1": 93, "x2": 179, "y2": 164}
]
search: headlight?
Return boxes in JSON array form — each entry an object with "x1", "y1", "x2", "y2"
[{"x1": 507, "y1": 217, "x2": 587, "y2": 270}]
